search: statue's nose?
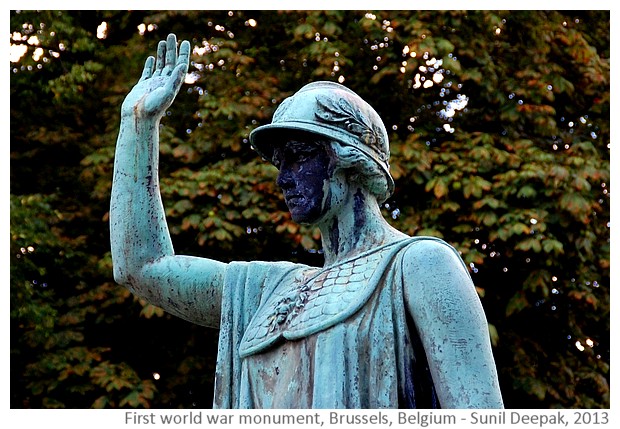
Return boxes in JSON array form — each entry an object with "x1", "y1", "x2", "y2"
[{"x1": 276, "y1": 165, "x2": 295, "y2": 190}]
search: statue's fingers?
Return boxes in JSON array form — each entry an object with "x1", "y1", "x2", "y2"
[
  {"x1": 153, "y1": 40, "x2": 166, "y2": 77},
  {"x1": 139, "y1": 56, "x2": 155, "y2": 82},
  {"x1": 163, "y1": 33, "x2": 178, "y2": 75},
  {"x1": 177, "y1": 40, "x2": 191, "y2": 69}
]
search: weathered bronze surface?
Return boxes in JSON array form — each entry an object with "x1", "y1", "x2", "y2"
[{"x1": 110, "y1": 34, "x2": 504, "y2": 409}]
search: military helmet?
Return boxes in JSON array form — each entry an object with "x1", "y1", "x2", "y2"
[{"x1": 249, "y1": 81, "x2": 394, "y2": 197}]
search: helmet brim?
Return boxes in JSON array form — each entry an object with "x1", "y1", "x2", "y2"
[{"x1": 249, "y1": 120, "x2": 352, "y2": 163}]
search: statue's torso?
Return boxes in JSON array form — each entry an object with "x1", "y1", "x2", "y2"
[{"x1": 224, "y1": 239, "x2": 438, "y2": 408}]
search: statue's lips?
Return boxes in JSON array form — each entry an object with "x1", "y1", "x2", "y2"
[{"x1": 285, "y1": 195, "x2": 304, "y2": 206}]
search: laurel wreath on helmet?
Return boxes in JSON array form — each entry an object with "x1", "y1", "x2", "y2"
[{"x1": 314, "y1": 95, "x2": 389, "y2": 162}]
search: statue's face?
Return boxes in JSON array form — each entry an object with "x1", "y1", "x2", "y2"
[{"x1": 273, "y1": 140, "x2": 332, "y2": 224}]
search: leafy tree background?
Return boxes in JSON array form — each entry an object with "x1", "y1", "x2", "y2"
[{"x1": 10, "y1": 10, "x2": 610, "y2": 409}]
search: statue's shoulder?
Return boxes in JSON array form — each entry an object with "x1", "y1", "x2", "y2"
[
  {"x1": 400, "y1": 236, "x2": 472, "y2": 299},
  {"x1": 400, "y1": 235, "x2": 459, "y2": 260}
]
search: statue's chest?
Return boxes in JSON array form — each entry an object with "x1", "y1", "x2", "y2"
[{"x1": 239, "y1": 248, "x2": 391, "y2": 358}]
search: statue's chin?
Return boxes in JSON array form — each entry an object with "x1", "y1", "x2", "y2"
[
  {"x1": 289, "y1": 207, "x2": 324, "y2": 226},
  {"x1": 290, "y1": 212, "x2": 316, "y2": 225}
]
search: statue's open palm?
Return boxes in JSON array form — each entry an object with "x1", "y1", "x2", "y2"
[{"x1": 121, "y1": 34, "x2": 190, "y2": 119}]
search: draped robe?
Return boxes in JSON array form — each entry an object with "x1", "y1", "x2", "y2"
[{"x1": 213, "y1": 237, "x2": 452, "y2": 409}]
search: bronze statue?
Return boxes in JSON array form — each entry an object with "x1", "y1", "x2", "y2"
[{"x1": 110, "y1": 34, "x2": 503, "y2": 409}]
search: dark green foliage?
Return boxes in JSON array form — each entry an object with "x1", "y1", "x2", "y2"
[{"x1": 10, "y1": 10, "x2": 609, "y2": 408}]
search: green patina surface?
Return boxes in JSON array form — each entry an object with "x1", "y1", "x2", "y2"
[{"x1": 110, "y1": 34, "x2": 503, "y2": 409}]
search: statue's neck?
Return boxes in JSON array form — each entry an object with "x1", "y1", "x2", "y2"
[{"x1": 317, "y1": 188, "x2": 406, "y2": 267}]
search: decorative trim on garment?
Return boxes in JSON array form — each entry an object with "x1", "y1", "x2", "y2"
[{"x1": 238, "y1": 239, "x2": 412, "y2": 358}]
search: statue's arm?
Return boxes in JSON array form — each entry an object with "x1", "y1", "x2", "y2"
[
  {"x1": 402, "y1": 240, "x2": 504, "y2": 409},
  {"x1": 110, "y1": 34, "x2": 225, "y2": 328}
]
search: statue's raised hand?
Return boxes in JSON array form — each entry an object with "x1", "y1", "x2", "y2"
[{"x1": 121, "y1": 33, "x2": 190, "y2": 119}]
